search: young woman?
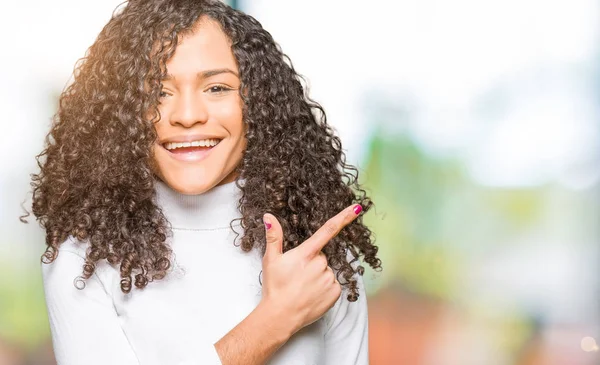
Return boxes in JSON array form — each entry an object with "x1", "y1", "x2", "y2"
[{"x1": 32, "y1": 1, "x2": 381, "y2": 364}]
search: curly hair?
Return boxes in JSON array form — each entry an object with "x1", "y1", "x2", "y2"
[{"x1": 31, "y1": 0, "x2": 381, "y2": 301}]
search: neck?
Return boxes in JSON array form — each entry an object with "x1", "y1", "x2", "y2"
[{"x1": 154, "y1": 179, "x2": 242, "y2": 230}]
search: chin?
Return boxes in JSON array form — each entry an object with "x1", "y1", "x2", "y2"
[
  {"x1": 158, "y1": 168, "x2": 239, "y2": 195},
  {"x1": 153, "y1": 152, "x2": 241, "y2": 195},
  {"x1": 171, "y1": 183, "x2": 210, "y2": 195},
  {"x1": 157, "y1": 171, "x2": 214, "y2": 195}
]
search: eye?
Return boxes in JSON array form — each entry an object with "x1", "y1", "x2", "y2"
[
  {"x1": 159, "y1": 90, "x2": 171, "y2": 98},
  {"x1": 207, "y1": 85, "x2": 232, "y2": 94}
]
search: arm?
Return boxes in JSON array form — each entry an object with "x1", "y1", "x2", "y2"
[
  {"x1": 214, "y1": 204, "x2": 365, "y2": 365},
  {"x1": 44, "y1": 203, "x2": 362, "y2": 365},
  {"x1": 41, "y1": 248, "x2": 142, "y2": 365},
  {"x1": 43, "y1": 243, "x2": 296, "y2": 365},
  {"x1": 42, "y1": 247, "x2": 224, "y2": 365},
  {"x1": 323, "y1": 271, "x2": 369, "y2": 365},
  {"x1": 214, "y1": 299, "x2": 296, "y2": 365}
]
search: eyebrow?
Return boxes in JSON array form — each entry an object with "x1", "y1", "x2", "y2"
[{"x1": 162, "y1": 68, "x2": 239, "y2": 82}]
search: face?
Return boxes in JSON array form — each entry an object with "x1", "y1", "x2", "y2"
[{"x1": 152, "y1": 17, "x2": 245, "y2": 195}]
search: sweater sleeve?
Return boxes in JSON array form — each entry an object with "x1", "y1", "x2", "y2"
[
  {"x1": 42, "y1": 245, "x2": 224, "y2": 365},
  {"x1": 323, "y1": 268, "x2": 370, "y2": 365},
  {"x1": 41, "y1": 248, "x2": 141, "y2": 365}
]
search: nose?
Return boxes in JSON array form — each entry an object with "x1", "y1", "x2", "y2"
[{"x1": 169, "y1": 91, "x2": 208, "y2": 127}]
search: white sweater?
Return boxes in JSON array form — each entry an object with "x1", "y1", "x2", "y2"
[{"x1": 41, "y1": 180, "x2": 369, "y2": 365}]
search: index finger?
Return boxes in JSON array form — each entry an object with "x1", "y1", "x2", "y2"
[{"x1": 300, "y1": 204, "x2": 362, "y2": 256}]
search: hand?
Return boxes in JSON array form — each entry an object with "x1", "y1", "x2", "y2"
[{"x1": 260, "y1": 204, "x2": 363, "y2": 334}]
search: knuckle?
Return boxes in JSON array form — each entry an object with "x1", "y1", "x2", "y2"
[
  {"x1": 346, "y1": 208, "x2": 356, "y2": 220},
  {"x1": 318, "y1": 254, "x2": 328, "y2": 268},
  {"x1": 333, "y1": 283, "x2": 342, "y2": 296},
  {"x1": 320, "y1": 262, "x2": 329, "y2": 272},
  {"x1": 265, "y1": 231, "x2": 277, "y2": 242},
  {"x1": 324, "y1": 221, "x2": 339, "y2": 236},
  {"x1": 326, "y1": 270, "x2": 335, "y2": 282}
]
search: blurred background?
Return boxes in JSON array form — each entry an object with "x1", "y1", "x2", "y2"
[{"x1": 1, "y1": 0, "x2": 598, "y2": 364}]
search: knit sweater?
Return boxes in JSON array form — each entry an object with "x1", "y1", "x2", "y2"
[{"x1": 41, "y1": 180, "x2": 369, "y2": 365}]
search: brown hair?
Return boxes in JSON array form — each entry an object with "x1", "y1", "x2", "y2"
[{"x1": 30, "y1": 0, "x2": 381, "y2": 301}]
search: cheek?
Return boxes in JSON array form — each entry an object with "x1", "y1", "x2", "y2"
[
  {"x1": 215, "y1": 100, "x2": 244, "y2": 135},
  {"x1": 152, "y1": 107, "x2": 169, "y2": 137},
  {"x1": 150, "y1": 144, "x2": 167, "y2": 178},
  {"x1": 149, "y1": 120, "x2": 171, "y2": 176}
]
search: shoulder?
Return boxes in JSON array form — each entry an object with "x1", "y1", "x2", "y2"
[
  {"x1": 41, "y1": 236, "x2": 112, "y2": 291},
  {"x1": 324, "y1": 250, "x2": 368, "y2": 331},
  {"x1": 55, "y1": 236, "x2": 89, "y2": 259}
]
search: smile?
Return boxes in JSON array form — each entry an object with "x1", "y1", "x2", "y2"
[
  {"x1": 163, "y1": 139, "x2": 221, "y2": 151},
  {"x1": 161, "y1": 138, "x2": 222, "y2": 162}
]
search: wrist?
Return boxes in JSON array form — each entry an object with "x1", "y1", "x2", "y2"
[{"x1": 255, "y1": 298, "x2": 298, "y2": 342}]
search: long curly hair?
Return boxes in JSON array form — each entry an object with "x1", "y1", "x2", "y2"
[{"x1": 31, "y1": 0, "x2": 381, "y2": 301}]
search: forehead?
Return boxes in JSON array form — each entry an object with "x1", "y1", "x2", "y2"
[{"x1": 165, "y1": 17, "x2": 238, "y2": 78}]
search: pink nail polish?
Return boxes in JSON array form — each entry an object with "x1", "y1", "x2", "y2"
[
  {"x1": 263, "y1": 216, "x2": 272, "y2": 230},
  {"x1": 353, "y1": 205, "x2": 362, "y2": 215}
]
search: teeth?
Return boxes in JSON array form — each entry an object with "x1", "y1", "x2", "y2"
[{"x1": 164, "y1": 139, "x2": 220, "y2": 150}]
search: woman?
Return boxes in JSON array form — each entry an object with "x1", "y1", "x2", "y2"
[{"x1": 32, "y1": 0, "x2": 381, "y2": 364}]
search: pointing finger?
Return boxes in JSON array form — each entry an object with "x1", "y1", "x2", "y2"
[{"x1": 300, "y1": 204, "x2": 362, "y2": 256}]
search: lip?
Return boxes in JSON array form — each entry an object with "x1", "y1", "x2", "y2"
[
  {"x1": 158, "y1": 134, "x2": 223, "y2": 163},
  {"x1": 159, "y1": 134, "x2": 224, "y2": 144}
]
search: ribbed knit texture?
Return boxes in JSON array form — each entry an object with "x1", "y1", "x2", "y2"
[{"x1": 41, "y1": 180, "x2": 369, "y2": 365}]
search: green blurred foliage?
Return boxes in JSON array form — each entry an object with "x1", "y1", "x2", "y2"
[
  {"x1": 361, "y1": 130, "x2": 466, "y2": 298},
  {"x1": 360, "y1": 128, "x2": 546, "y2": 300},
  {"x1": 0, "y1": 260, "x2": 49, "y2": 351}
]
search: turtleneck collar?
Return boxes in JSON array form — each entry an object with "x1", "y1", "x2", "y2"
[{"x1": 154, "y1": 179, "x2": 243, "y2": 230}]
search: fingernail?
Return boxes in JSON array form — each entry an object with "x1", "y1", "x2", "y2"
[
  {"x1": 353, "y1": 205, "x2": 362, "y2": 215},
  {"x1": 263, "y1": 216, "x2": 272, "y2": 230}
]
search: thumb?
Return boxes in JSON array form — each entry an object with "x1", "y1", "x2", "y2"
[{"x1": 263, "y1": 213, "x2": 283, "y2": 260}]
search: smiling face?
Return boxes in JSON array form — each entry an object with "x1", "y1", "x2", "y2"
[{"x1": 152, "y1": 17, "x2": 246, "y2": 195}]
